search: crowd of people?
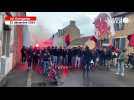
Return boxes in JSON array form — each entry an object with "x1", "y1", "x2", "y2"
[{"x1": 21, "y1": 45, "x2": 131, "y2": 79}]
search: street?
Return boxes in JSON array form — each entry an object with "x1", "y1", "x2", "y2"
[
  {"x1": 1, "y1": 64, "x2": 134, "y2": 87},
  {"x1": 1, "y1": 12, "x2": 134, "y2": 87}
]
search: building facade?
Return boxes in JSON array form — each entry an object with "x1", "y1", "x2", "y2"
[
  {"x1": 0, "y1": 12, "x2": 4, "y2": 74},
  {"x1": 111, "y1": 12, "x2": 134, "y2": 54},
  {"x1": 69, "y1": 36, "x2": 96, "y2": 48},
  {"x1": 51, "y1": 20, "x2": 80, "y2": 47},
  {"x1": 12, "y1": 12, "x2": 26, "y2": 68},
  {"x1": 0, "y1": 12, "x2": 26, "y2": 76}
]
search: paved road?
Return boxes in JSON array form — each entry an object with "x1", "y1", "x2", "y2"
[
  {"x1": 1, "y1": 66, "x2": 134, "y2": 87},
  {"x1": 58, "y1": 69, "x2": 134, "y2": 87}
]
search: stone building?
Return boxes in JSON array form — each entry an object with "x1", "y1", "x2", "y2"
[
  {"x1": 51, "y1": 20, "x2": 80, "y2": 47},
  {"x1": 111, "y1": 12, "x2": 134, "y2": 54},
  {"x1": 69, "y1": 36, "x2": 96, "y2": 48},
  {"x1": 12, "y1": 12, "x2": 26, "y2": 68},
  {"x1": 0, "y1": 12, "x2": 26, "y2": 77}
]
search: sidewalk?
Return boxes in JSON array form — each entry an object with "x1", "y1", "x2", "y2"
[
  {"x1": 0, "y1": 75, "x2": 4, "y2": 82},
  {"x1": 0, "y1": 64, "x2": 47, "y2": 87},
  {"x1": 1, "y1": 64, "x2": 134, "y2": 87}
]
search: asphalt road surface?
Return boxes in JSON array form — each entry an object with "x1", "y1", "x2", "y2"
[{"x1": 1, "y1": 67, "x2": 134, "y2": 87}]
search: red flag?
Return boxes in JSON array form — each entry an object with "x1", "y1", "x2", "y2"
[
  {"x1": 64, "y1": 34, "x2": 70, "y2": 46},
  {"x1": 129, "y1": 34, "x2": 134, "y2": 47},
  {"x1": 90, "y1": 36, "x2": 97, "y2": 43}
]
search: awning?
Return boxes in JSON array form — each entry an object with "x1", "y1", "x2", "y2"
[{"x1": 128, "y1": 34, "x2": 134, "y2": 47}]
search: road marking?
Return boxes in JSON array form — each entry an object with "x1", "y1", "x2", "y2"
[{"x1": 27, "y1": 70, "x2": 32, "y2": 87}]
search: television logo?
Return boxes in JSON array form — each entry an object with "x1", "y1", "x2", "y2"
[
  {"x1": 4, "y1": 16, "x2": 37, "y2": 25},
  {"x1": 111, "y1": 17, "x2": 129, "y2": 24}
]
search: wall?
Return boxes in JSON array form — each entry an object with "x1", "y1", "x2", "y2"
[
  {"x1": 114, "y1": 14, "x2": 134, "y2": 54},
  {"x1": 12, "y1": 12, "x2": 26, "y2": 68},
  {"x1": 0, "y1": 13, "x2": 3, "y2": 73},
  {"x1": 63, "y1": 25, "x2": 80, "y2": 42},
  {"x1": 52, "y1": 21, "x2": 80, "y2": 47}
]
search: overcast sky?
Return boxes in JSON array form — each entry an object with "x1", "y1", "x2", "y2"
[{"x1": 26, "y1": 12, "x2": 100, "y2": 40}]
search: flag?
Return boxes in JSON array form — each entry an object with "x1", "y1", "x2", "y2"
[
  {"x1": 90, "y1": 36, "x2": 97, "y2": 43},
  {"x1": 64, "y1": 34, "x2": 71, "y2": 46},
  {"x1": 129, "y1": 34, "x2": 134, "y2": 47}
]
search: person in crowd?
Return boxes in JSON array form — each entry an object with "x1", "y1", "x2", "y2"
[
  {"x1": 21, "y1": 46, "x2": 27, "y2": 64},
  {"x1": 115, "y1": 49, "x2": 126, "y2": 77},
  {"x1": 91, "y1": 49, "x2": 97, "y2": 71},
  {"x1": 68, "y1": 48, "x2": 72, "y2": 69},
  {"x1": 105, "y1": 47, "x2": 112, "y2": 70},
  {"x1": 75, "y1": 46, "x2": 81, "y2": 69},
  {"x1": 80, "y1": 47, "x2": 85, "y2": 70},
  {"x1": 72, "y1": 47, "x2": 77, "y2": 69},
  {"x1": 52, "y1": 47, "x2": 57, "y2": 66},
  {"x1": 36, "y1": 48, "x2": 40, "y2": 65},
  {"x1": 26, "y1": 46, "x2": 33, "y2": 70},
  {"x1": 127, "y1": 53, "x2": 134, "y2": 69},
  {"x1": 99, "y1": 48, "x2": 105, "y2": 66},
  {"x1": 51, "y1": 46, "x2": 54, "y2": 65},
  {"x1": 65, "y1": 48, "x2": 69, "y2": 67},
  {"x1": 57, "y1": 47, "x2": 60, "y2": 66},
  {"x1": 83, "y1": 46, "x2": 92, "y2": 77},
  {"x1": 42, "y1": 48, "x2": 52, "y2": 77},
  {"x1": 39, "y1": 49, "x2": 43, "y2": 67},
  {"x1": 32, "y1": 47, "x2": 38, "y2": 66},
  {"x1": 62, "y1": 48, "x2": 66, "y2": 66},
  {"x1": 59, "y1": 47, "x2": 63, "y2": 66},
  {"x1": 112, "y1": 50, "x2": 118, "y2": 68}
]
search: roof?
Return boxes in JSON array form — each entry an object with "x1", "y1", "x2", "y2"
[{"x1": 50, "y1": 20, "x2": 79, "y2": 39}]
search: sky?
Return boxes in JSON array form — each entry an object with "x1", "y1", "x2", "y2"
[{"x1": 26, "y1": 12, "x2": 100, "y2": 40}]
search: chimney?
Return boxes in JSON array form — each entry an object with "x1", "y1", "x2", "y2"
[{"x1": 70, "y1": 20, "x2": 75, "y2": 26}]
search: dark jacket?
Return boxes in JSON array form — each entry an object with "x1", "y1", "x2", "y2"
[{"x1": 83, "y1": 49, "x2": 92, "y2": 64}]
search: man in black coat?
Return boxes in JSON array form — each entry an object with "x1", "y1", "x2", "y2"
[
  {"x1": 21, "y1": 46, "x2": 27, "y2": 64},
  {"x1": 83, "y1": 46, "x2": 92, "y2": 77},
  {"x1": 26, "y1": 46, "x2": 33, "y2": 70}
]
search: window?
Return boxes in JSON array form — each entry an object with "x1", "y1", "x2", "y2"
[
  {"x1": 103, "y1": 38, "x2": 109, "y2": 44},
  {"x1": 114, "y1": 38, "x2": 120, "y2": 49},
  {"x1": 119, "y1": 38, "x2": 126, "y2": 50}
]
